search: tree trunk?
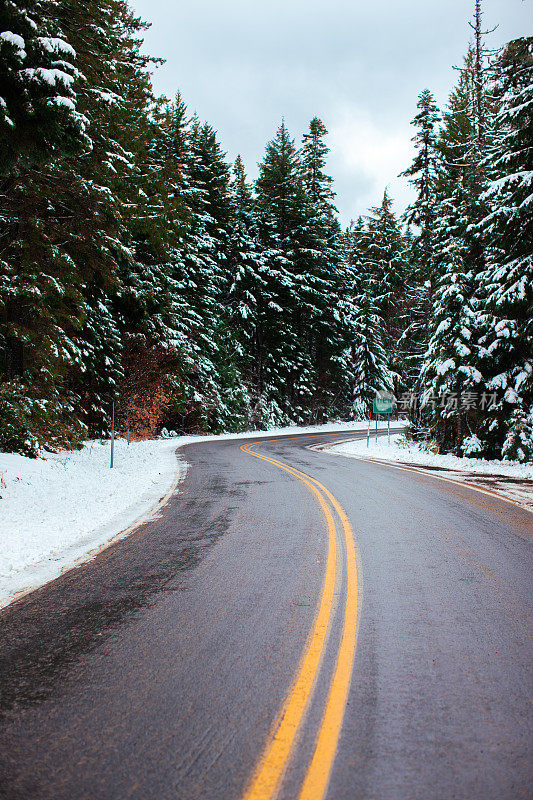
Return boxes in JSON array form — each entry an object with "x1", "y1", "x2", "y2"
[
  {"x1": 473, "y1": 0, "x2": 486, "y2": 151},
  {"x1": 456, "y1": 378, "x2": 463, "y2": 456}
]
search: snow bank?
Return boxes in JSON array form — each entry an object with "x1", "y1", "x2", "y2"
[
  {"x1": 172, "y1": 419, "x2": 390, "y2": 443},
  {"x1": 326, "y1": 434, "x2": 533, "y2": 478},
  {"x1": 0, "y1": 420, "x2": 384, "y2": 608},
  {"x1": 323, "y1": 434, "x2": 533, "y2": 511},
  {"x1": 0, "y1": 438, "x2": 186, "y2": 608}
]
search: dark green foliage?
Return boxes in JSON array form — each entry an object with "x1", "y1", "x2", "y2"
[
  {"x1": 252, "y1": 119, "x2": 352, "y2": 423},
  {"x1": 414, "y1": 33, "x2": 533, "y2": 461},
  {"x1": 474, "y1": 37, "x2": 533, "y2": 460},
  {"x1": 1, "y1": 0, "x2": 531, "y2": 464},
  {"x1": 0, "y1": 0, "x2": 89, "y2": 174}
]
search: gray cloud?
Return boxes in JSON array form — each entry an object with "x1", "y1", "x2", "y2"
[{"x1": 130, "y1": 0, "x2": 530, "y2": 225}]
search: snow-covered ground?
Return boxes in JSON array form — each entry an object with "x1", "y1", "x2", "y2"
[
  {"x1": 322, "y1": 434, "x2": 533, "y2": 511},
  {"x1": 0, "y1": 437, "x2": 187, "y2": 609},
  {"x1": 0, "y1": 420, "x2": 384, "y2": 609},
  {"x1": 326, "y1": 433, "x2": 533, "y2": 477}
]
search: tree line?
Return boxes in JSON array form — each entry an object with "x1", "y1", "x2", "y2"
[{"x1": 0, "y1": 0, "x2": 531, "y2": 461}]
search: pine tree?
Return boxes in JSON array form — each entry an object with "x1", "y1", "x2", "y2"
[
  {"x1": 0, "y1": 0, "x2": 89, "y2": 174},
  {"x1": 0, "y1": 0, "x2": 170, "y2": 450},
  {"x1": 147, "y1": 98, "x2": 246, "y2": 433},
  {"x1": 253, "y1": 119, "x2": 351, "y2": 423},
  {"x1": 400, "y1": 90, "x2": 441, "y2": 369},
  {"x1": 299, "y1": 118, "x2": 349, "y2": 420},
  {"x1": 350, "y1": 288, "x2": 394, "y2": 417},
  {"x1": 475, "y1": 37, "x2": 533, "y2": 460},
  {"x1": 418, "y1": 36, "x2": 493, "y2": 455},
  {"x1": 340, "y1": 215, "x2": 395, "y2": 417},
  {"x1": 47, "y1": 0, "x2": 162, "y2": 438},
  {"x1": 256, "y1": 121, "x2": 305, "y2": 244},
  {"x1": 359, "y1": 190, "x2": 407, "y2": 359},
  {"x1": 255, "y1": 121, "x2": 307, "y2": 421},
  {"x1": 419, "y1": 197, "x2": 485, "y2": 453},
  {"x1": 226, "y1": 156, "x2": 267, "y2": 421},
  {"x1": 301, "y1": 117, "x2": 336, "y2": 209},
  {"x1": 402, "y1": 90, "x2": 441, "y2": 237},
  {"x1": 0, "y1": 0, "x2": 91, "y2": 453},
  {"x1": 469, "y1": 0, "x2": 494, "y2": 153}
]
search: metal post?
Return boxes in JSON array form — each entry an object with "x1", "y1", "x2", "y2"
[
  {"x1": 110, "y1": 401, "x2": 115, "y2": 469},
  {"x1": 375, "y1": 413, "x2": 378, "y2": 444},
  {"x1": 388, "y1": 415, "x2": 390, "y2": 446},
  {"x1": 367, "y1": 410, "x2": 371, "y2": 448}
]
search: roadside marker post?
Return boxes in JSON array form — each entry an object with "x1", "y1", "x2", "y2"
[
  {"x1": 110, "y1": 401, "x2": 115, "y2": 469},
  {"x1": 373, "y1": 395, "x2": 394, "y2": 446},
  {"x1": 127, "y1": 408, "x2": 130, "y2": 445}
]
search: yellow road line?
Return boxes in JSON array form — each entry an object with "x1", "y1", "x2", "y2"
[
  {"x1": 240, "y1": 442, "x2": 360, "y2": 800},
  {"x1": 298, "y1": 476, "x2": 359, "y2": 800},
  {"x1": 240, "y1": 442, "x2": 338, "y2": 800}
]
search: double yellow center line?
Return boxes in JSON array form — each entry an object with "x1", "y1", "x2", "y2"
[{"x1": 239, "y1": 440, "x2": 360, "y2": 800}]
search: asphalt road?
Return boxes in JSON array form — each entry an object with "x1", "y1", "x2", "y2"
[{"x1": 0, "y1": 429, "x2": 531, "y2": 800}]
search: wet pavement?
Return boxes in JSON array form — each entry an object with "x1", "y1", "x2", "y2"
[{"x1": 0, "y1": 430, "x2": 531, "y2": 799}]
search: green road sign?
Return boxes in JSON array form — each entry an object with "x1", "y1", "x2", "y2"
[{"x1": 373, "y1": 397, "x2": 394, "y2": 414}]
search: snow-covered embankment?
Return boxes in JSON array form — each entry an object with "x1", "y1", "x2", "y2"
[{"x1": 0, "y1": 438, "x2": 186, "y2": 609}]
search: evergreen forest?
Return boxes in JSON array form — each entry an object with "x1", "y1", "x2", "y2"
[{"x1": 0, "y1": 0, "x2": 531, "y2": 461}]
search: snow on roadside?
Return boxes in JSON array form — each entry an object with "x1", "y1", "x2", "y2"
[
  {"x1": 0, "y1": 420, "x2": 384, "y2": 609},
  {"x1": 167, "y1": 418, "x2": 390, "y2": 443},
  {"x1": 323, "y1": 434, "x2": 533, "y2": 511},
  {"x1": 0, "y1": 437, "x2": 189, "y2": 608},
  {"x1": 325, "y1": 433, "x2": 533, "y2": 478}
]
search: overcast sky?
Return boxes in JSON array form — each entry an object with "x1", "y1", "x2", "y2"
[{"x1": 130, "y1": 0, "x2": 530, "y2": 226}]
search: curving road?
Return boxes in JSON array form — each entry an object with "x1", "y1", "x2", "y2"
[{"x1": 0, "y1": 429, "x2": 531, "y2": 800}]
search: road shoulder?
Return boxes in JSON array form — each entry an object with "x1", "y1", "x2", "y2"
[{"x1": 313, "y1": 437, "x2": 533, "y2": 515}]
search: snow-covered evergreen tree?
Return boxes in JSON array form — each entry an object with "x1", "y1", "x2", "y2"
[
  {"x1": 401, "y1": 90, "x2": 441, "y2": 240},
  {"x1": 301, "y1": 117, "x2": 336, "y2": 209},
  {"x1": 340, "y1": 216, "x2": 395, "y2": 417},
  {"x1": 350, "y1": 289, "x2": 394, "y2": 417},
  {"x1": 399, "y1": 90, "x2": 441, "y2": 378},
  {"x1": 474, "y1": 37, "x2": 533, "y2": 460},
  {"x1": 255, "y1": 121, "x2": 310, "y2": 421},
  {"x1": 62, "y1": 0, "x2": 158, "y2": 436},
  {"x1": 418, "y1": 45, "x2": 490, "y2": 454},
  {"x1": 359, "y1": 190, "x2": 408, "y2": 362},
  {"x1": 419, "y1": 195, "x2": 485, "y2": 453},
  {"x1": 0, "y1": 0, "x2": 89, "y2": 174},
  {"x1": 153, "y1": 99, "x2": 229, "y2": 432},
  {"x1": 0, "y1": 0, "x2": 90, "y2": 453},
  {"x1": 225, "y1": 156, "x2": 267, "y2": 421},
  {"x1": 299, "y1": 118, "x2": 350, "y2": 420}
]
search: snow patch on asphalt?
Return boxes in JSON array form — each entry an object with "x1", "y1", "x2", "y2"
[{"x1": 0, "y1": 420, "x2": 384, "y2": 608}]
